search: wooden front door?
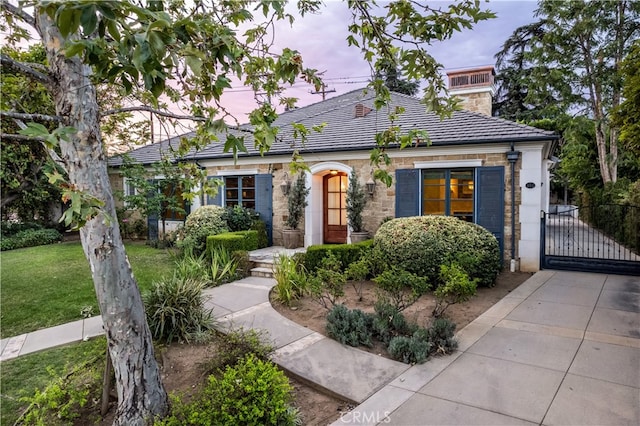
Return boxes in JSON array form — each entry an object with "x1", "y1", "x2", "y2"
[{"x1": 323, "y1": 172, "x2": 348, "y2": 243}]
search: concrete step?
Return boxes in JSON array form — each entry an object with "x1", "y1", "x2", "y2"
[
  {"x1": 251, "y1": 266, "x2": 274, "y2": 278},
  {"x1": 252, "y1": 261, "x2": 274, "y2": 270}
]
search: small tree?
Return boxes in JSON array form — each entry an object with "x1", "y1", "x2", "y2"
[
  {"x1": 285, "y1": 173, "x2": 309, "y2": 230},
  {"x1": 117, "y1": 155, "x2": 213, "y2": 241},
  {"x1": 346, "y1": 168, "x2": 368, "y2": 233}
]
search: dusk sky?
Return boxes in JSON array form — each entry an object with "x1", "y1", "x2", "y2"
[{"x1": 214, "y1": 0, "x2": 540, "y2": 123}]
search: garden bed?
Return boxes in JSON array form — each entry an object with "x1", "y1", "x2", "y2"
[{"x1": 271, "y1": 270, "x2": 533, "y2": 358}]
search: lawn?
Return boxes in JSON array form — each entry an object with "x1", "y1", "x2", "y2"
[
  {"x1": 0, "y1": 241, "x2": 174, "y2": 338},
  {"x1": 0, "y1": 337, "x2": 106, "y2": 425}
]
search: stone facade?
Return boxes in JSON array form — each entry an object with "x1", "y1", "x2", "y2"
[{"x1": 110, "y1": 142, "x2": 548, "y2": 272}]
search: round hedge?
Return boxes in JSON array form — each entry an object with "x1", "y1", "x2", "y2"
[
  {"x1": 374, "y1": 216, "x2": 501, "y2": 287},
  {"x1": 180, "y1": 205, "x2": 229, "y2": 254}
]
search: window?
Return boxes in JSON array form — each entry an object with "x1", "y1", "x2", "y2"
[
  {"x1": 160, "y1": 182, "x2": 188, "y2": 221},
  {"x1": 326, "y1": 173, "x2": 347, "y2": 226},
  {"x1": 224, "y1": 176, "x2": 255, "y2": 209},
  {"x1": 422, "y1": 169, "x2": 474, "y2": 222}
]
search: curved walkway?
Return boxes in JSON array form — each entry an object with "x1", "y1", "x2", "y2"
[{"x1": 2, "y1": 270, "x2": 639, "y2": 425}]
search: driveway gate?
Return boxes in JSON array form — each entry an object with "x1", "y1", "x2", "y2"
[{"x1": 540, "y1": 204, "x2": 640, "y2": 275}]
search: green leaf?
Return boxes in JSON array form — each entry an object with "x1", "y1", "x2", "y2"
[
  {"x1": 80, "y1": 5, "x2": 98, "y2": 35},
  {"x1": 56, "y1": 7, "x2": 81, "y2": 38},
  {"x1": 64, "y1": 42, "x2": 85, "y2": 58},
  {"x1": 18, "y1": 122, "x2": 50, "y2": 138}
]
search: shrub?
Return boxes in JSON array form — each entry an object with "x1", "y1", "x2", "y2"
[
  {"x1": 304, "y1": 239, "x2": 373, "y2": 273},
  {"x1": 210, "y1": 247, "x2": 239, "y2": 286},
  {"x1": 373, "y1": 267, "x2": 430, "y2": 311},
  {"x1": 158, "y1": 354, "x2": 296, "y2": 426},
  {"x1": 433, "y1": 263, "x2": 478, "y2": 318},
  {"x1": 370, "y1": 301, "x2": 415, "y2": 345},
  {"x1": 18, "y1": 345, "x2": 104, "y2": 425},
  {"x1": 223, "y1": 205, "x2": 259, "y2": 232},
  {"x1": 0, "y1": 228, "x2": 63, "y2": 251},
  {"x1": 286, "y1": 173, "x2": 309, "y2": 230},
  {"x1": 206, "y1": 230, "x2": 259, "y2": 256},
  {"x1": 345, "y1": 255, "x2": 369, "y2": 301},
  {"x1": 326, "y1": 304, "x2": 373, "y2": 347},
  {"x1": 251, "y1": 219, "x2": 269, "y2": 248},
  {"x1": 173, "y1": 252, "x2": 210, "y2": 282},
  {"x1": 233, "y1": 250, "x2": 252, "y2": 280},
  {"x1": 1, "y1": 220, "x2": 43, "y2": 237},
  {"x1": 205, "y1": 328, "x2": 274, "y2": 374},
  {"x1": 179, "y1": 205, "x2": 228, "y2": 255},
  {"x1": 374, "y1": 216, "x2": 501, "y2": 287},
  {"x1": 388, "y1": 332, "x2": 432, "y2": 364},
  {"x1": 308, "y1": 252, "x2": 346, "y2": 309},
  {"x1": 273, "y1": 254, "x2": 308, "y2": 306},
  {"x1": 427, "y1": 318, "x2": 458, "y2": 355},
  {"x1": 143, "y1": 275, "x2": 214, "y2": 343},
  {"x1": 346, "y1": 167, "x2": 367, "y2": 232}
]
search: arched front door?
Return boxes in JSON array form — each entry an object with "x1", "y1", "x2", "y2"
[{"x1": 323, "y1": 172, "x2": 348, "y2": 243}]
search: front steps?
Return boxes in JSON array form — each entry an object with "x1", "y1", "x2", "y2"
[{"x1": 250, "y1": 259, "x2": 274, "y2": 278}]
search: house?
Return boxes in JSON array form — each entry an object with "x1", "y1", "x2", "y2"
[{"x1": 108, "y1": 66, "x2": 558, "y2": 272}]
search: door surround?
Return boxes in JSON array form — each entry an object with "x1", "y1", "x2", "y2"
[{"x1": 305, "y1": 162, "x2": 352, "y2": 247}]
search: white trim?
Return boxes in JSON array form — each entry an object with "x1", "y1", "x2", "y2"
[
  {"x1": 305, "y1": 162, "x2": 352, "y2": 247},
  {"x1": 449, "y1": 86, "x2": 496, "y2": 96},
  {"x1": 414, "y1": 160, "x2": 483, "y2": 169},
  {"x1": 215, "y1": 169, "x2": 259, "y2": 176},
  {"x1": 196, "y1": 141, "x2": 553, "y2": 168}
]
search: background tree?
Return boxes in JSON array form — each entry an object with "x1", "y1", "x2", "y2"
[
  {"x1": 0, "y1": 44, "x2": 61, "y2": 221},
  {"x1": 502, "y1": 1, "x2": 639, "y2": 184},
  {"x1": 375, "y1": 58, "x2": 420, "y2": 96},
  {"x1": 612, "y1": 40, "x2": 640, "y2": 157},
  {"x1": 0, "y1": 1, "x2": 493, "y2": 423}
]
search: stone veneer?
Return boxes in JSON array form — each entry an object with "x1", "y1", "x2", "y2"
[{"x1": 109, "y1": 148, "x2": 531, "y2": 270}]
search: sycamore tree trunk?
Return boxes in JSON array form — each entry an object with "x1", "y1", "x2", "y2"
[{"x1": 37, "y1": 11, "x2": 168, "y2": 426}]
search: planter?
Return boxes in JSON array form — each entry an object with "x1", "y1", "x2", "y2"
[
  {"x1": 350, "y1": 231, "x2": 370, "y2": 244},
  {"x1": 282, "y1": 229, "x2": 302, "y2": 249}
]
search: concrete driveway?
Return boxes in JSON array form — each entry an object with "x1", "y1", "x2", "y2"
[{"x1": 336, "y1": 270, "x2": 640, "y2": 426}]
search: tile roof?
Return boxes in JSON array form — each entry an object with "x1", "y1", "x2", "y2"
[{"x1": 109, "y1": 89, "x2": 557, "y2": 166}]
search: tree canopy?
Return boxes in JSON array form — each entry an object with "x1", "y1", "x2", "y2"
[{"x1": 493, "y1": 0, "x2": 640, "y2": 185}]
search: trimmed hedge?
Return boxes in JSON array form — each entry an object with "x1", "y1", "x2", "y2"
[
  {"x1": 0, "y1": 228, "x2": 63, "y2": 251},
  {"x1": 304, "y1": 239, "x2": 374, "y2": 273},
  {"x1": 206, "y1": 230, "x2": 259, "y2": 256},
  {"x1": 374, "y1": 216, "x2": 501, "y2": 287}
]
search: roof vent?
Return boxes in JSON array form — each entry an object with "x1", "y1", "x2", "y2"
[{"x1": 355, "y1": 103, "x2": 373, "y2": 118}]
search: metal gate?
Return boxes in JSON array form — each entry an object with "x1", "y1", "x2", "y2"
[{"x1": 541, "y1": 204, "x2": 640, "y2": 275}]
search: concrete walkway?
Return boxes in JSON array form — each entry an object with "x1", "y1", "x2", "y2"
[{"x1": 1, "y1": 270, "x2": 638, "y2": 426}]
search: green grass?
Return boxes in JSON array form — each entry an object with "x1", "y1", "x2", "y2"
[
  {"x1": 0, "y1": 337, "x2": 106, "y2": 426},
  {"x1": 0, "y1": 241, "x2": 174, "y2": 338}
]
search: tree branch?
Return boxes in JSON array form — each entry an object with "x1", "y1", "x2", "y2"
[
  {"x1": 0, "y1": 54, "x2": 52, "y2": 86},
  {"x1": 1, "y1": 110, "x2": 61, "y2": 123},
  {"x1": 0, "y1": 132, "x2": 45, "y2": 142},
  {"x1": 100, "y1": 105, "x2": 207, "y2": 121},
  {"x1": 0, "y1": 1, "x2": 35, "y2": 27}
]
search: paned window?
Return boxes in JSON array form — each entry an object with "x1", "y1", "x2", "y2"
[
  {"x1": 225, "y1": 176, "x2": 256, "y2": 209},
  {"x1": 422, "y1": 169, "x2": 474, "y2": 222}
]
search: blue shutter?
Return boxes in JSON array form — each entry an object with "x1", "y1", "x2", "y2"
[
  {"x1": 395, "y1": 169, "x2": 420, "y2": 217},
  {"x1": 254, "y1": 174, "x2": 273, "y2": 246},
  {"x1": 146, "y1": 179, "x2": 159, "y2": 241},
  {"x1": 206, "y1": 176, "x2": 223, "y2": 206},
  {"x1": 476, "y1": 166, "x2": 505, "y2": 261}
]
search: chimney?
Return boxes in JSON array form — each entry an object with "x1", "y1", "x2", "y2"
[
  {"x1": 446, "y1": 66, "x2": 495, "y2": 116},
  {"x1": 354, "y1": 103, "x2": 373, "y2": 118}
]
